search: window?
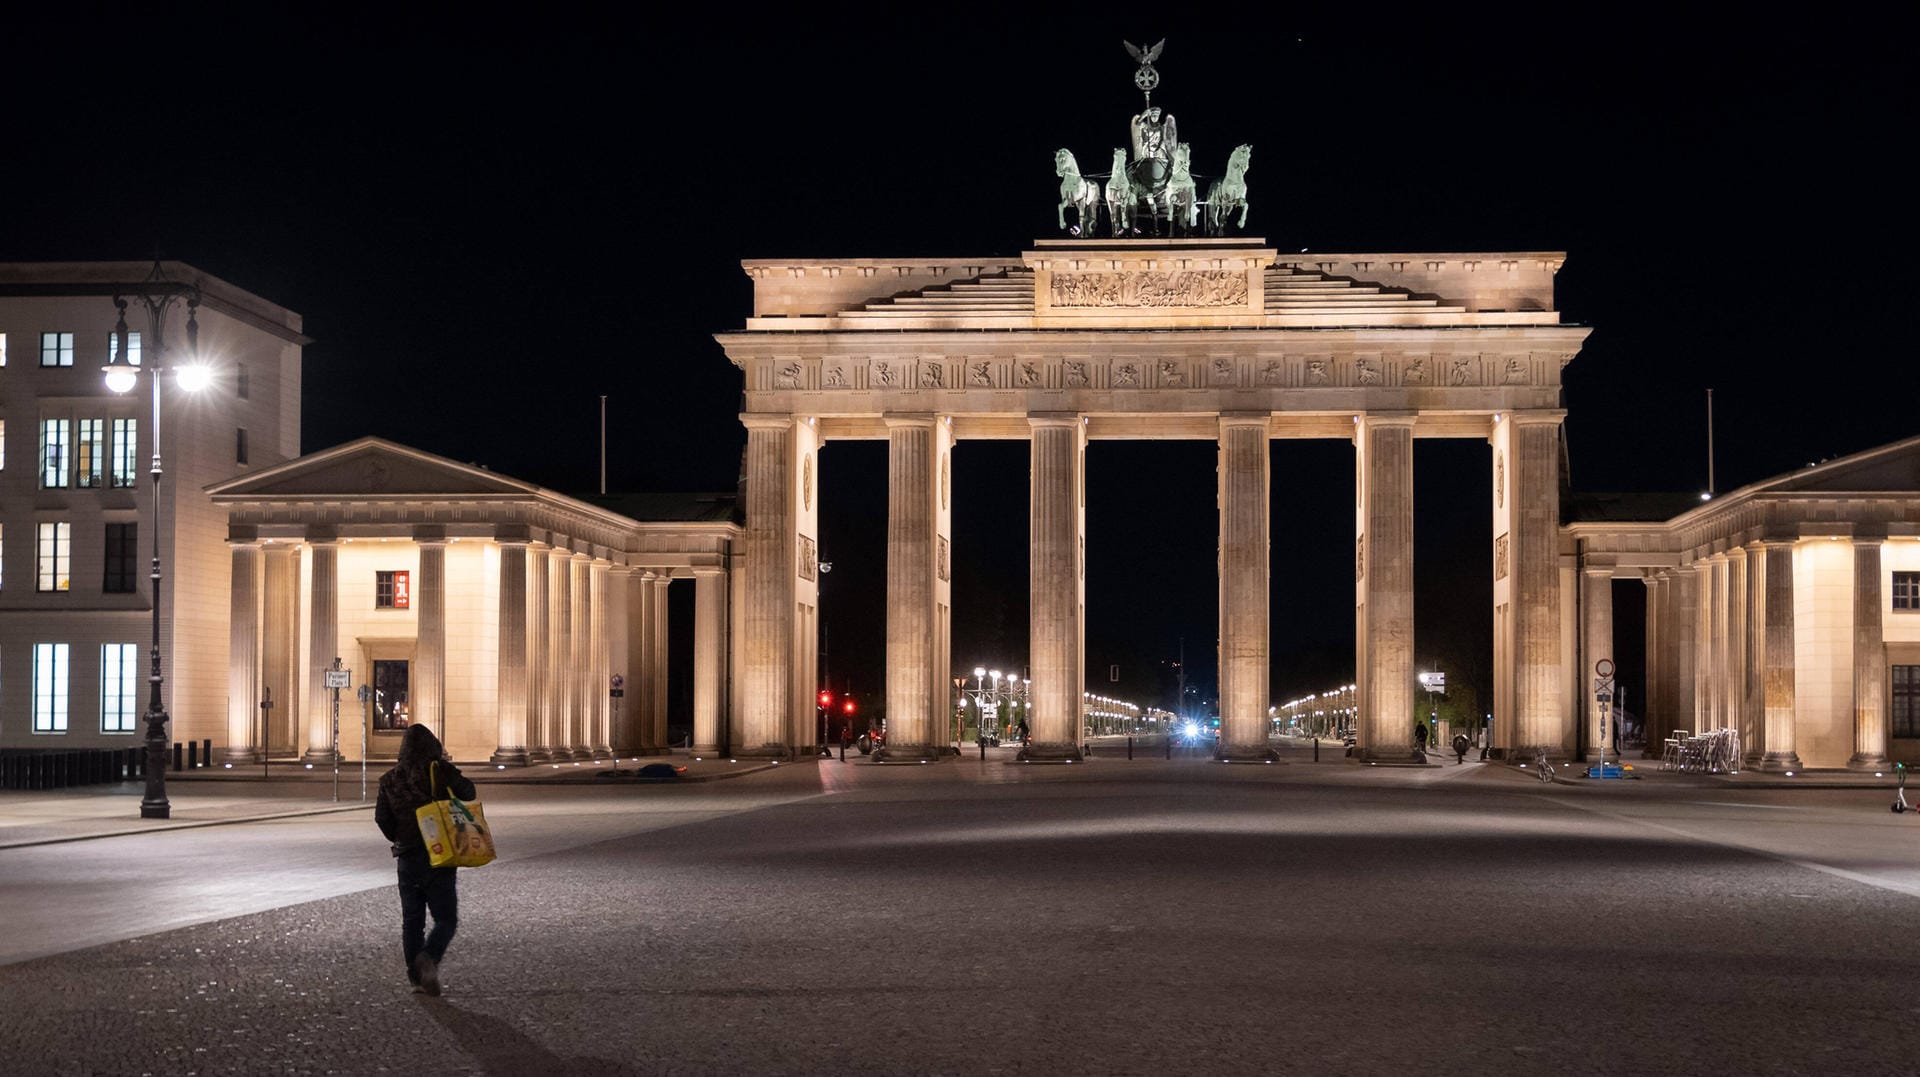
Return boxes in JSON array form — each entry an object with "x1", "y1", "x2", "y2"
[
  {"x1": 1, "y1": 331, "x2": 6, "y2": 365},
  {"x1": 109, "y1": 330, "x2": 142, "y2": 367},
  {"x1": 1896, "y1": 572, "x2": 1920, "y2": 612},
  {"x1": 40, "y1": 332, "x2": 74, "y2": 367},
  {"x1": 77, "y1": 419, "x2": 105, "y2": 488},
  {"x1": 375, "y1": 570, "x2": 411, "y2": 609},
  {"x1": 104, "y1": 523, "x2": 137, "y2": 593},
  {"x1": 236, "y1": 427, "x2": 249, "y2": 465},
  {"x1": 40, "y1": 418, "x2": 69, "y2": 488},
  {"x1": 237, "y1": 362, "x2": 249, "y2": 399},
  {"x1": 0, "y1": 523, "x2": 5, "y2": 591},
  {"x1": 1, "y1": 417, "x2": 6, "y2": 469},
  {"x1": 1895, "y1": 665, "x2": 1920, "y2": 739},
  {"x1": 111, "y1": 418, "x2": 138, "y2": 487},
  {"x1": 101, "y1": 644, "x2": 138, "y2": 733},
  {"x1": 33, "y1": 643, "x2": 70, "y2": 733},
  {"x1": 37, "y1": 522, "x2": 71, "y2": 592}
]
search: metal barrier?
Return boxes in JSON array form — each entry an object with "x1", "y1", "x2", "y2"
[{"x1": 0, "y1": 748, "x2": 142, "y2": 790}]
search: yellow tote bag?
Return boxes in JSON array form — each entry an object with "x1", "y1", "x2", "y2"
[{"x1": 414, "y1": 763, "x2": 497, "y2": 868}]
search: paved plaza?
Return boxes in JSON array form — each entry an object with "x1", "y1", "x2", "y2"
[{"x1": 3, "y1": 744, "x2": 1919, "y2": 1075}]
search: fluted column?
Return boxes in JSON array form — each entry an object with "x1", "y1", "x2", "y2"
[
  {"x1": 650, "y1": 573, "x2": 671, "y2": 750},
  {"x1": 1727, "y1": 548, "x2": 1749, "y2": 757},
  {"x1": 1743, "y1": 542, "x2": 1766, "y2": 764},
  {"x1": 491, "y1": 539, "x2": 531, "y2": 765},
  {"x1": 1708, "y1": 555, "x2": 1729, "y2": 730},
  {"x1": 1849, "y1": 538, "x2": 1888, "y2": 770},
  {"x1": 632, "y1": 570, "x2": 663, "y2": 753},
  {"x1": 1218, "y1": 415, "x2": 1275, "y2": 762},
  {"x1": 693, "y1": 568, "x2": 726, "y2": 755},
  {"x1": 740, "y1": 416, "x2": 814, "y2": 757},
  {"x1": 1694, "y1": 554, "x2": 1714, "y2": 732},
  {"x1": 606, "y1": 566, "x2": 633, "y2": 755},
  {"x1": 223, "y1": 541, "x2": 262, "y2": 764},
  {"x1": 415, "y1": 534, "x2": 448, "y2": 744},
  {"x1": 549, "y1": 545, "x2": 574, "y2": 758},
  {"x1": 525, "y1": 544, "x2": 553, "y2": 763},
  {"x1": 262, "y1": 544, "x2": 299, "y2": 759},
  {"x1": 1357, "y1": 415, "x2": 1416, "y2": 763},
  {"x1": 1671, "y1": 566, "x2": 1697, "y2": 739},
  {"x1": 589, "y1": 559, "x2": 611, "y2": 757},
  {"x1": 568, "y1": 553, "x2": 591, "y2": 759},
  {"x1": 1510, "y1": 415, "x2": 1564, "y2": 757},
  {"x1": 1026, "y1": 415, "x2": 1085, "y2": 761},
  {"x1": 1581, "y1": 567, "x2": 1613, "y2": 763},
  {"x1": 302, "y1": 537, "x2": 340, "y2": 764},
  {"x1": 1757, "y1": 540, "x2": 1803, "y2": 771},
  {"x1": 880, "y1": 415, "x2": 949, "y2": 762},
  {"x1": 1641, "y1": 572, "x2": 1665, "y2": 756}
]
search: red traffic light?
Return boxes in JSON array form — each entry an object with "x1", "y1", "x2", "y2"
[
  {"x1": 818, "y1": 689, "x2": 833, "y2": 708},
  {"x1": 843, "y1": 699, "x2": 855, "y2": 714}
]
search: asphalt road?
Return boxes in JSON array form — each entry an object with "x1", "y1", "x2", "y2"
[{"x1": 3, "y1": 755, "x2": 1918, "y2": 1076}]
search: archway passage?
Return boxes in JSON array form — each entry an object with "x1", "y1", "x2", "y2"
[{"x1": 717, "y1": 238, "x2": 1588, "y2": 761}]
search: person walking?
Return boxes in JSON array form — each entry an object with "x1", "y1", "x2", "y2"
[{"x1": 375, "y1": 724, "x2": 476, "y2": 996}]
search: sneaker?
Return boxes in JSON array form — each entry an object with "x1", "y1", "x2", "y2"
[{"x1": 413, "y1": 953, "x2": 440, "y2": 997}]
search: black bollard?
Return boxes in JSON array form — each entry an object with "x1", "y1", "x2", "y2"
[
  {"x1": 202, "y1": 739, "x2": 212, "y2": 768},
  {"x1": 1314, "y1": 737, "x2": 1320, "y2": 763},
  {"x1": 1165, "y1": 734, "x2": 1172, "y2": 761},
  {"x1": 839, "y1": 736, "x2": 847, "y2": 762},
  {"x1": 173, "y1": 742, "x2": 184, "y2": 772},
  {"x1": 1127, "y1": 736, "x2": 1134, "y2": 760}
]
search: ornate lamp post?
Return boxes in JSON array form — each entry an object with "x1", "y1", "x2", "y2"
[{"x1": 104, "y1": 263, "x2": 207, "y2": 820}]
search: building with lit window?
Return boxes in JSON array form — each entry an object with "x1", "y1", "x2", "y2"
[{"x1": 0, "y1": 262, "x2": 305, "y2": 752}]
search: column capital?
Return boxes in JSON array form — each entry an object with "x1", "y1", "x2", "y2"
[
  {"x1": 494, "y1": 522, "x2": 534, "y2": 544},
  {"x1": 1026, "y1": 412, "x2": 1084, "y2": 429},
  {"x1": 496, "y1": 537, "x2": 531, "y2": 550},
  {"x1": 1582, "y1": 565, "x2": 1614, "y2": 579},
  {"x1": 303, "y1": 525, "x2": 339, "y2": 545},
  {"x1": 1217, "y1": 412, "x2": 1271, "y2": 429},
  {"x1": 882, "y1": 412, "x2": 939, "y2": 429},
  {"x1": 1852, "y1": 530, "x2": 1888, "y2": 546},
  {"x1": 413, "y1": 524, "x2": 449, "y2": 545},
  {"x1": 740, "y1": 413, "x2": 799, "y2": 432},
  {"x1": 1504, "y1": 409, "x2": 1568, "y2": 427},
  {"x1": 1357, "y1": 411, "x2": 1418, "y2": 429}
]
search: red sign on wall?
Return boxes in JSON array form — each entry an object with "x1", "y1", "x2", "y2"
[{"x1": 393, "y1": 570, "x2": 411, "y2": 609}]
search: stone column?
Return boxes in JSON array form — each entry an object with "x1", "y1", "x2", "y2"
[
  {"x1": 740, "y1": 416, "x2": 813, "y2": 757},
  {"x1": 549, "y1": 545, "x2": 573, "y2": 758},
  {"x1": 605, "y1": 566, "x2": 632, "y2": 756},
  {"x1": 1743, "y1": 543, "x2": 1767, "y2": 764},
  {"x1": 1758, "y1": 540, "x2": 1803, "y2": 771},
  {"x1": 693, "y1": 568, "x2": 727, "y2": 755},
  {"x1": 1671, "y1": 566, "x2": 1697, "y2": 739},
  {"x1": 1694, "y1": 555, "x2": 1713, "y2": 733},
  {"x1": 1642, "y1": 572, "x2": 1664, "y2": 756},
  {"x1": 1727, "y1": 548, "x2": 1749, "y2": 756},
  {"x1": 632, "y1": 569, "x2": 663, "y2": 753},
  {"x1": 1513, "y1": 417, "x2": 1564, "y2": 756},
  {"x1": 415, "y1": 533, "x2": 447, "y2": 744},
  {"x1": 1581, "y1": 567, "x2": 1613, "y2": 763},
  {"x1": 1355, "y1": 416, "x2": 1416, "y2": 763},
  {"x1": 589, "y1": 559, "x2": 611, "y2": 757},
  {"x1": 650, "y1": 573, "x2": 671, "y2": 750},
  {"x1": 1027, "y1": 414, "x2": 1085, "y2": 761},
  {"x1": 262, "y1": 544, "x2": 299, "y2": 759},
  {"x1": 525, "y1": 544, "x2": 553, "y2": 763},
  {"x1": 880, "y1": 415, "x2": 949, "y2": 762},
  {"x1": 1850, "y1": 538, "x2": 1889, "y2": 770},
  {"x1": 302, "y1": 536, "x2": 340, "y2": 764},
  {"x1": 569, "y1": 553, "x2": 592, "y2": 759},
  {"x1": 223, "y1": 540, "x2": 262, "y2": 764},
  {"x1": 1218, "y1": 415, "x2": 1275, "y2": 762},
  {"x1": 1708, "y1": 555, "x2": 1729, "y2": 730},
  {"x1": 491, "y1": 539, "x2": 530, "y2": 766}
]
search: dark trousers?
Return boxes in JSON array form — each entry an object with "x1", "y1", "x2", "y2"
[{"x1": 396, "y1": 847, "x2": 459, "y2": 979}]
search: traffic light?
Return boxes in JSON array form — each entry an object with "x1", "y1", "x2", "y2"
[
  {"x1": 818, "y1": 689, "x2": 833, "y2": 709},
  {"x1": 843, "y1": 699, "x2": 855, "y2": 715}
]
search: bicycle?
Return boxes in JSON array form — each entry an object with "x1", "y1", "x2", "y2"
[{"x1": 1532, "y1": 749, "x2": 1555, "y2": 784}]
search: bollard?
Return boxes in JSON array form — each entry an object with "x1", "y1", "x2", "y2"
[
  {"x1": 1127, "y1": 736, "x2": 1133, "y2": 760},
  {"x1": 173, "y1": 742, "x2": 184, "y2": 772},
  {"x1": 202, "y1": 739, "x2": 212, "y2": 768},
  {"x1": 978, "y1": 738, "x2": 986, "y2": 761},
  {"x1": 187, "y1": 741, "x2": 198, "y2": 770},
  {"x1": 1314, "y1": 737, "x2": 1320, "y2": 763},
  {"x1": 1165, "y1": 734, "x2": 1172, "y2": 761},
  {"x1": 839, "y1": 735, "x2": 847, "y2": 762}
]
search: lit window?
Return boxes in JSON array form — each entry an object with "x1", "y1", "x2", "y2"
[
  {"x1": 1895, "y1": 665, "x2": 1920, "y2": 739},
  {"x1": 104, "y1": 523, "x2": 137, "y2": 594},
  {"x1": 1895, "y1": 572, "x2": 1920, "y2": 612},
  {"x1": 111, "y1": 419, "x2": 138, "y2": 487},
  {"x1": 109, "y1": 330, "x2": 142, "y2": 367},
  {"x1": 376, "y1": 570, "x2": 411, "y2": 609},
  {"x1": 37, "y1": 522, "x2": 71, "y2": 592},
  {"x1": 101, "y1": 643, "x2": 139, "y2": 733},
  {"x1": 40, "y1": 418, "x2": 70, "y2": 488},
  {"x1": 40, "y1": 332, "x2": 74, "y2": 367},
  {"x1": 33, "y1": 643, "x2": 70, "y2": 733},
  {"x1": 77, "y1": 419, "x2": 105, "y2": 488}
]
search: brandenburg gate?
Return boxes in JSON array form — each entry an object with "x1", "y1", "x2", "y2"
[{"x1": 715, "y1": 239, "x2": 1590, "y2": 762}]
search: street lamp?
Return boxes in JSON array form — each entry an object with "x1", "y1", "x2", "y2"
[{"x1": 104, "y1": 262, "x2": 207, "y2": 820}]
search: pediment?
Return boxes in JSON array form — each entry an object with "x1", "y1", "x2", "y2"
[
  {"x1": 1764, "y1": 435, "x2": 1920, "y2": 495},
  {"x1": 210, "y1": 438, "x2": 533, "y2": 499}
]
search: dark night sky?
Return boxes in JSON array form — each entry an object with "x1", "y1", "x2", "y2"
[{"x1": 4, "y1": 17, "x2": 1913, "y2": 722}]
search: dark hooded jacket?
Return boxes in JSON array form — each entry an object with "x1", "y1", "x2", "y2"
[{"x1": 374, "y1": 727, "x2": 477, "y2": 855}]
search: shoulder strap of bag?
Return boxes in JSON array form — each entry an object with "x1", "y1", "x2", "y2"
[{"x1": 428, "y1": 760, "x2": 441, "y2": 801}]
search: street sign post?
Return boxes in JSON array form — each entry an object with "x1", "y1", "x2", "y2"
[
  {"x1": 324, "y1": 659, "x2": 349, "y2": 802},
  {"x1": 1588, "y1": 658, "x2": 1624, "y2": 779}
]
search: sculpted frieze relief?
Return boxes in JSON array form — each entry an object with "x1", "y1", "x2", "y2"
[
  {"x1": 1502, "y1": 357, "x2": 1528, "y2": 384},
  {"x1": 1158, "y1": 360, "x2": 1186, "y2": 387},
  {"x1": 1259, "y1": 360, "x2": 1282, "y2": 385},
  {"x1": 1404, "y1": 357, "x2": 1430, "y2": 384},
  {"x1": 1306, "y1": 360, "x2": 1329, "y2": 385},
  {"x1": 875, "y1": 361, "x2": 898, "y2": 387},
  {"x1": 1018, "y1": 361, "x2": 1041, "y2": 387},
  {"x1": 775, "y1": 362, "x2": 802, "y2": 389},
  {"x1": 922, "y1": 361, "x2": 945, "y2": 388},
  {"x1": 969, "y1": 361, "x2": 992, "y2": 387},
  {"x1": 1050, "y1": 269, "x2": 1249, "y2": 308},
  {"x1": 1355, "y1": 358, "x2": 1381, "y2": 385},
  {"x1": 1449, "y1": 357, "x2": 1478, "y2": 386},
  {"x1": 1065, "y1": 361, "x2": 1089, "y2": 387},
  {"x1": 824, "y1": 363, "x2": 848, "y2": 388},
  {"x1": 1115, "y1": 362, "x2": 1139, "y2": 388},
  {"x1": 1211, "y1": 357, "x2": 1234, "y2": 385},
  {"x1": 1494, "y1": 533, "x2": 1510, "y2": 581}
]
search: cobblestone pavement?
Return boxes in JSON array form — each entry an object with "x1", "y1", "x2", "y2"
[{"x1": 4, "y1": 755, "x2": 1920, "y2": 1075}]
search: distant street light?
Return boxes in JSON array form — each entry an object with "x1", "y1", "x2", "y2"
[{"x1": 104, "y1": 262, "x2": 208, "y2": 820}]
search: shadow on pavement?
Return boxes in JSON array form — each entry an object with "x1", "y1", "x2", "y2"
[{"x1": 417, "y1": 996, "x2": 632, "y2": 1076}]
